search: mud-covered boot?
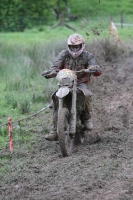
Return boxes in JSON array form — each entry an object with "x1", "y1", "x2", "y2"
[
  {"x1": 45, "y1": 125, "x2": 58, "y2": 141},
  {"x1": 84, "y1": 112, "x2": 93, "y2": 131},
  {"x1": 85, "y1": 119, "x2": 93, "y2": 131},
  {"x1": 45, "y1": 131, "x2": 58, "y2": 141}
]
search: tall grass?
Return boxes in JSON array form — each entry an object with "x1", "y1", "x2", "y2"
[
  {"x1": 0, "y1": 40, "x2": 67, "y2": 91},
  {"x1": 0, "y1": 39, "x2": 68, "y2": 124}
]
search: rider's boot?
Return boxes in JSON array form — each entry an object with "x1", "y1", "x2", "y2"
[
  {"x1": 45, "y1": 107, "x2": 58, "y2": 141},
  {"x1": 45, "y1": 126, "x2": 58, "y2": 141},
  {"x1": 84, "y1": 112, "x2": 93, "y2": 131},
  {"x1": 84, "y1": 93, "x2": 93, "y2": 131}
]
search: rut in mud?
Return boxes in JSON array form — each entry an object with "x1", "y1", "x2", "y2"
[{"x1": 0, "y1": 40, "x2": 133, "y2": 200}]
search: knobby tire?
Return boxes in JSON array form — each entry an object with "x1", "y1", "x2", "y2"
[{"x1": 58, "y1": 108, "x2": 73, "y2": 157}]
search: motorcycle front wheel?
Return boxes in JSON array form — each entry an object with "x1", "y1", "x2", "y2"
[{"x1": 58, "y1": 108, "x2": 73, "y2": 157}]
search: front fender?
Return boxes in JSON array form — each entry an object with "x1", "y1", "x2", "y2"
[{"x1": 56, "y1": 87, "x2": 70, "y2": 98}]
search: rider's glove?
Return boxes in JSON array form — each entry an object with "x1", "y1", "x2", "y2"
[
  {"x1": 42, "y1": 71, "x2": 50, "y2": 79},
  {"x1": 88, "y1": 65, "x2": 102, "y2": 73},
  {"x1": 88, "y1": 65, "x2": 98, "y2": 71},
  {"x1": 42, "y1": 69, "x2": 57, "y2": 79}
]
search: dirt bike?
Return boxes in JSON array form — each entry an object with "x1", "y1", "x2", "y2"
[{"x1": 43, "y1": 68, "x2": 96, "y2": 157}]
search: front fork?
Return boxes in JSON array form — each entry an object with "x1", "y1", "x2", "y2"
[
  {"x1": 58, "y1": 98, "x2": 63, "y2": 112},
  {"x1": 57, "y1": 98, "x2": 63, "y2": 135},
  {"x1": 70, "y1": 79, "x2": 77, "y2": 135},
  {"x1": 57, "y1": 78, "x2": 77, "y2": 136}
]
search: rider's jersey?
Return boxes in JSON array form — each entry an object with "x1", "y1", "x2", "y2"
[{"x1": 48, "y1": 50, "x2": 102, "y2": 84}]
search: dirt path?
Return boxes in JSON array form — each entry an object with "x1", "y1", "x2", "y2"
[{"x1": 0, "y1": 43, "x2": 133, "y2": 200}]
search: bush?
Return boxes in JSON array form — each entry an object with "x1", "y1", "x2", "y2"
[{"x1": 86, "y1": 38, "x2": 124, "y2": 62}]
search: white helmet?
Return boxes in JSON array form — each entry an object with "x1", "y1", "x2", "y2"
[{"x1": 67, "y1": 33, "x2": 85, "y2": 58}]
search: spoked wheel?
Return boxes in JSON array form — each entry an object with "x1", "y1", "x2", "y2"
[{"x1": 58, "y1": 108, "x2": 73, "y2": 157}]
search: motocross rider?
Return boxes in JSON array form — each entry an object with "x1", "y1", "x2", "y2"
[{"x1": 42, "y1": 33, "x2": 102, "y2": 141}]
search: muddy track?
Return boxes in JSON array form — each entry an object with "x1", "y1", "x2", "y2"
[{"x1": 0, "y1": 43, "x2": 133, "y2": 200}]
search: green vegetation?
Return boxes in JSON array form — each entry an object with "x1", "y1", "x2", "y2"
[
  {"x1": 1, "y1": 17, "x2": 133, "y2": 45},
  {"x1": 0, "y1": 0, "x2": 133, "y2": 31}
]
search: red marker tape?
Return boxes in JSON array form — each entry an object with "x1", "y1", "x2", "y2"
[
  {"x1": 110, "y1": 21, "x2": 124, "y2": 46},
  {"x1": 8, "y1": 118, "x2": 13, "y2": 152}
]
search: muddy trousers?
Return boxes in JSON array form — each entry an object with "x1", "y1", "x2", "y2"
[
  {"x1": 78, "y1": 83, "x2": 93, "y2": 120},
  {"x1": 50, "y1": 83, "x2": 93, "y2": 132}
]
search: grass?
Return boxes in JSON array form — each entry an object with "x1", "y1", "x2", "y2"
[
  {"x1": 70, "y1": 0, "x2": 133, "y2": 17},
  {"x1": 1, "y1": 14, "x2": 133, "y2": 45}
]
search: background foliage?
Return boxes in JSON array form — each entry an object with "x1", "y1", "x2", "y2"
[{"x1": 0, "y1": 0, "x2": 133, "y2": 32}]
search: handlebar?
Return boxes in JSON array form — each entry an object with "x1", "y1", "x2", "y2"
[
  {"x1": 74, "y1": 69, "x2": 97, "y2": 74},
  {"x1": 42, "y1": 66, "x2": 99, "y2": 78},
  {"x1": 42, "y1": 70, "x2": 56, "y2": 77}
]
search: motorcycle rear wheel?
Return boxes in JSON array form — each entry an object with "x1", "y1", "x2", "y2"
[{"x1": 58, "y1": 108, "x2": 73, "y2": 157}]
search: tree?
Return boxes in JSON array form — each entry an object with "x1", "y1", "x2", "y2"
[
  {"x1": 51, "y1": 0, "x2": 76, "y2": 31},
  {"x1": 0, "y1": 0, "x2": 77, "y2": 32}
]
